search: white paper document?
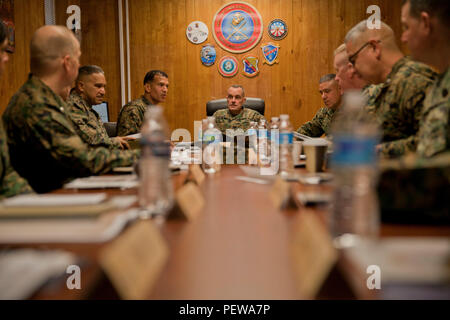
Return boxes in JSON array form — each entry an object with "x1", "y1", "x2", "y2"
[
  {"x1": 64, "y1": 175, "x2": 139, "y2": 189},
  {"x1": 0, "y1": 249, "x2": 77, "y2": 299},
  {"x1": 126, "y1": 133, "x2": 141, "y2": 139},
  {"x1": 0, "y1": 207, "x2": 140, "y2": 243},
  {"x1": 1, "y1": 193, "x2": 107, "y2": 207}
]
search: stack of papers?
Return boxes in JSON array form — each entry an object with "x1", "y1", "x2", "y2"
[
  {"x1": 0, "y1": 194, "x2": 138, "y2": 243},
  {"x1": 0, "y1": 193, "x2": 115, "y2": 218},
  {"x1": 292, "y1": 132, "x2": 331, "y2": 147},
  {"x1": 293, "y1": 131, "x2": 313, "y2": 140},
  {"x1": 64, "y1": 175, "x2": 139, "y2": 189}
]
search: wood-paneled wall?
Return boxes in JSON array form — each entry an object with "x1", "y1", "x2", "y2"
[
  {"x1": 128, "y1": 0, "x2": 405, "y2": 135},
  {"x1": 0, "y1": 0, "x2": 405, "y2": 136},
  {"x1": 0, "y1": 0, "x2": 44, "y2": 113}
]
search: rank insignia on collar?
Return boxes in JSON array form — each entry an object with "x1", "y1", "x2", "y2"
[
  {"x1": 268, "y1": 19, "x2": 288, "y2": 40},
  {"x1": 201, "y1": 44, "x2": 216, "y2": 66},
  {"x1": 261, "y1": 42, "x2": 280, "y2": 65},
  {"x1": 242, "y1": 56, "x2": 259, "y2": 77},
  {"x1": 218, "y1": 56, "x2": 238, "y2": 77}
]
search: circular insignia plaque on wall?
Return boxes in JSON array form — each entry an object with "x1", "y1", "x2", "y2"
[
  {"x1": 268, "y1": 19, "x2": 288, "y2": 40},
  {"x1": 186, "y1": 21, "x2": 209, "y2": 44},
  {"x1": 212, "y1": 2, "x2": 263, "y2": 54},
  {"x1": 218, "y1": 56, "x2": 238, "y2": 77}
]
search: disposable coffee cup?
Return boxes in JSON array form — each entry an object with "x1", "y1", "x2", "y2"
[
  {"x1": 303, "y1": 139, "x2": 328, "y2": 173},
  {"x1": 292, "y1": 141, "x2": 303, "y2": 165}
]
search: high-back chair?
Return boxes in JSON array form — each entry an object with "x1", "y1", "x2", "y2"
[{"x1": 206, "y1": 98, "x2": 265, "y2": 117}]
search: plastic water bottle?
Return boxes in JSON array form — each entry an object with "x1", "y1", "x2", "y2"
[
  {"x1": 202, "y1": 116, "x2": 222, "y2": 174},
  {"x1": 138, "y1": 106, "x2": 174, "y2": 218},
  {"x1": 279, "y1": 114, "x2": 294, "y2": 176},
  {"x1": 269, "y1": 117, "x2": 280, "y2": 167},
  {"x1": 329, "y1": 90, "x2": 381, "y2": 248},
  {"x1": 258, "y1": 119, "x2": 270, "y2": 165},
  {"x1": 247, "y1": 121, "x2": 258, "y2": 165}
]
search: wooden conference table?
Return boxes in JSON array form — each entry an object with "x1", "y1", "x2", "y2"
[{"x1": 3, "y1": 165, "x2": 450, "y2": 300}]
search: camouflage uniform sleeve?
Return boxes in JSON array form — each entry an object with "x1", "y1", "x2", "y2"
[
  {"x1": 0, "y1": 122, "x2": 33, "y2": 199},
  {"x1": 68, "y1": 103, "x2": 119, "y2": 149},
  {"x1": 417, "y1": 70, "x2": 449, "y2": 157},
  {"x1": 1, "y1": 167, "x2": 34, "y2": 199},
  {"x1": 379, "y1": 136, "x2": 417, "y2": 158},
  {"x1": 417, "y1": 102, "x2": 449, "y2": 157},
  {"x1": 378, "y1": 69, "x2": 436, "y2": 158},
  {"x1": 29, "y1": 107, "x2": 140, "y2": 176},
  {"x1": 117, "y1": 105, "x2": 144, "y2": 136},
  {"x1": 253, "y1": 112, "x2": 265, "y2": 123},
  {"x1": 296, "y1": 108, "x2": 327, "y2": 137}
]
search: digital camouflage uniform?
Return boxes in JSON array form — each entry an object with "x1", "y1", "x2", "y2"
[
  {"x1": 377, "y1": 151, "x2": 450, "y2": 225},
  {"x1": 364, "y1": 57, "x2": 437, "y2": 158},
  {"x1": 296, "y1": 107, "x2": 337, "y2": 137},
  {"x1": 416, "y1": 67, "x2": 450, "y2": 157},
  {"x1": 117, "y1": 96, "x2": 152, "y2": 136},
  {"x1": 67, "y1": 91, "x2": 121, "y2": 149},
  {"x1": 212, "y1": 108, "x2": 264, "y2": 164},
  {"x1": 362, "y1": 83, "x2": 383, "y2": 101},
  {"x1": 2, "y1": 74, "x2": 140, "y2": 193},
  {"x1": 213, "y1": 107, "x2": 265, "y2": 135},
  {"x1": 0, "y1": 121, "x2": 33, "y2": 199}
]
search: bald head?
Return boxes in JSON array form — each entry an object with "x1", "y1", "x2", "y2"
[
  {"x1": 334, "y1": 43, "x2": 346, "y2": 57},
  {"x1": 344, "y1": 20, "x2": 404, "y2": 84},
  {"x1": 334, "y1": 43, "x2": 369, "y2": 92},
  {"x1": 344, "y1": 20, "x2": 400, "y2": 52},
  {"x1": 30, "y1": 25, "x2": 80, "y2": 77}
]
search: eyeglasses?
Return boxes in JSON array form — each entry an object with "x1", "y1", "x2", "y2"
[{"x1": 348, "y1": 40, "x2": 380, "y2": 66}]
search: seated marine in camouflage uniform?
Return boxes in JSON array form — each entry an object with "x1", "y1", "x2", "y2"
[
  {"x1": 296, "y1": 74, "x2": 342, "y2": 137},
  {"x1": 67, "y1": 65, "x2": 135, "y2": 150},
  {"x1": 0, "y1": 121, "x2": 33, "y2": 199},
  {"x1": 400, "y1": 0, "x2": 449, "y2": 158},
  {"x1": 117, "y1": 70, "x2": 169, "y2": 136},
  {"x1": 0, "y1": 21, "x2": 33, "y2": 199},
  {"x1": 345, "y1": 20, "x2": 437, "y2": 158},
  {"x1": 417, "y1": 68, "x2": 450, "y2": 157},
  {"x1": 334, "y1": 43, "x2": 370, "y2": 94},
  {"x1": 2, "y1": 26, "x2": 139, "y2": 193},
  {"x1": 377, "y1": 0, "x2": 450, "y2": 225},
  {"x1": 213, "y1": 85, "x2": 265, "y2": 135}
]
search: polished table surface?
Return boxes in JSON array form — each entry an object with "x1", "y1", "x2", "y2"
[{"x1": 2, "y1": 165, "x2": 449, "y2": 300}]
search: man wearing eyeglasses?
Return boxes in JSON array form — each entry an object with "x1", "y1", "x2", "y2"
[
  {"x1": 344, "y1": 20, "x2": 437, "y2": 158},
  {"x1": 296, "y1": 74, "x2": 342, "y2": 137}
]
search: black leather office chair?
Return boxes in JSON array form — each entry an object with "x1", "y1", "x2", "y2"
[
  {"x1": 103, "y1": 122, "x2": 117, "y2": 137},
  {"x1": 206, "y1": 98, "x2": 265, "y2": 116}
]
